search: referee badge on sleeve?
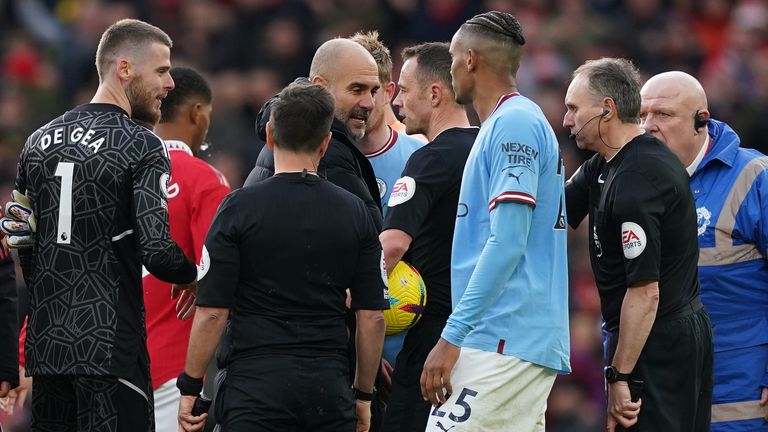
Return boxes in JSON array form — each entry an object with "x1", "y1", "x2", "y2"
[
  {"x1": 388, "y1": 176, "x2": 416, "y2": 207},
  {"x1": 197, "y1": 245, "x2": 211, "y2": 280},
  {"x1": 621, "y1": 222, "x2": 646, "y2": 259}
]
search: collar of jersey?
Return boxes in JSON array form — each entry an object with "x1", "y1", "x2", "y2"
[
  {"x1": 71, "y1": 103, "x2": 129, "y2": 117},
  {"x1": 165, "y1": 140, "x2": 194, "y2": 156},
  {"x1": 698, "y1": 118, "x2": 739, "y2": 172}
]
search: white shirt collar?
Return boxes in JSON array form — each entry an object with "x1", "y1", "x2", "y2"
[
  {"x1": 164, "y1": 140, "x2": 194, "y2": 156},
  {"x1": 686, "y1": 133, "x2": 710, "y2": 177}
]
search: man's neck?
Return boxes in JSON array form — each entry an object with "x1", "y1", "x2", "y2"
[
  {"x1": 155, "y1": 123, "x2": 198, "y2": 153},
  {"x1": 273, "y1": 148, "x2": 320, "y2": 174},
  {"x1": 473, "y1": 80, "x2": 518, "y2": 123},
  {"x1": 685, "y1": 133, "x2": 710, "y2": 176},
  {"x1": 357, "y1": 121, "x2": 391, "y2": 155},
  {"x1": 427, "y1": 107, "x2": 471, "y2": 141},
  {"x1": 91, "y1": 81, "x2": 131, "y2": 116},
  {"x1": 600, "y1": 125, "x2": 645, "y2": 161}
]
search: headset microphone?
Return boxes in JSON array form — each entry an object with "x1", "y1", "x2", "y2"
[{"x1": 569, "y1": 108, "x2": 610, "y2": 141}]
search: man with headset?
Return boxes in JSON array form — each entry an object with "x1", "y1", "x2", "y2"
[
  {"x1": 641, "y1": 71, "x2": 768, "y2": 432},
  {"x1": 564, "y1": 58, "x2": 713, "y2": 432}
]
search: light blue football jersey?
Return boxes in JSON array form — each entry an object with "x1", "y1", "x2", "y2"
[
  {"x1": 367, "y1": 127, "x2": 424, "y2": 217},
  {"x1": 446, "y1": 93, "x2": 570, "y2": 373}
]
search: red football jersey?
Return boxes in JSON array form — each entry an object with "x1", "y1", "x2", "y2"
[{"x1": 143, "y1": 140, "x2": 230, "y2": 389}]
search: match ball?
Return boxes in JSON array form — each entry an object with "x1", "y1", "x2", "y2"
[{"x1": 384, "y1": 261, "x2": 427, "y2": 335}]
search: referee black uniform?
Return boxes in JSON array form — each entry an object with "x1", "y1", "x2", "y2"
[
  {"x1": 380, "y1": 127, "x2": 477, "y2": 432},
  {"x1": 196, "y1": 173, "x2": 389, "y2": 431},
  {"x1": 566, "y1": 133, "x2": 713, "y2": 431},
  {"x1": 15, "y1": 103, "x2": 197, "y2": 431}
]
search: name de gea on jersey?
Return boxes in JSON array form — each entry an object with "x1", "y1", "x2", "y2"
[{"x1": 37, "y1": 126, "x2": 106, "y2": 153}]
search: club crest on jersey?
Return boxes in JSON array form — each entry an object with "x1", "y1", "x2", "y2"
[
  {"x1": 159, "y1": 173, "x2": 171, "y2": 199},
  {"x1": 696, "y1": 206, "x2": 711, "y2": 237},
  {"x1": 376, "y1": 178, "x2": 387, "y2": 199},
  {"x1": 621, "y1": 222, "x2": 646, "y2": 259},
  {"x1": 197, "y1": 245, "x2": 211, "y2": 281},
  {"x1": 388, "y1": 176, "x2": 416, "y2": 207}
]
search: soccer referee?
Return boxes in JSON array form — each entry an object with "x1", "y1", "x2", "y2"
[
  {"x1": 177, "y1": 84, "x2": 388, "y2": 432},
  {"x1": 564, "y1": 58, "x2": 713, "y2": 432}
]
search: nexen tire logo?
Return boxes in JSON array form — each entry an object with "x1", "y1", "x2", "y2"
[{"x1": 621, "y1": 222, "x2": 646, "y2": 259}]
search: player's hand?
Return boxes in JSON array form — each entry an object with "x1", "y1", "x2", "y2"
[
  {"x1": 0, "y1": 380, "x2": 9, "y2": 398},
  {"x1": 0, "y1": 190, "x2": 36, "y2": 249},
  {"x1": 759, "y1": 386, "x2": 768, "y2": 421},
  {"x1": 2, "y1": 366, "x2": 32, "y2": 415},
  {"x1": 172, "y1": 286, "x2": 196, "y2": 320},
  {"x1": 178, "y1": 394, "x2": 207, "y2": 432},
  {"x1": 606, "y1": 381, "x2": 641, "y2": 430},
  {"x1": 420, "y1": 338, "x2": 460, "y2": 405},
  {"x1": 355, "y1": 399, "x2": 372, "y2": 432},
  {"x1": 378, "y1": 358, "x2": 394, "y2": 401}
]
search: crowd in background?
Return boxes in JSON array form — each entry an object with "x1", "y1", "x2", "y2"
[{"x1": 1, "y1": 0, "x2": 767, "y2": 430}]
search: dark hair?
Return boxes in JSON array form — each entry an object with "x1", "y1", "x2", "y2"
[
  {"x1": 573, "y1": 58, "x2": 642, "y2": 123},
  {"x1": 401, "y1": 42, "x2": 453, "y2": 92},
  {"x1": 95, "y1": 19, "x2": 172, "y2": 81},
  {"x1": 461, "y1": 11, "x2": 526, "y2": 46},
  {"x1": 160, "y1": 67, "x2": 212, "y2": 123},
  {"x1": 269, "y1": 84, "x2": 335, "y2": 153}
]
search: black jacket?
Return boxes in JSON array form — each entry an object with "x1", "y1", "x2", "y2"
[{"x1": 244, "y1": 83, "x2": 382, "y2": 230}]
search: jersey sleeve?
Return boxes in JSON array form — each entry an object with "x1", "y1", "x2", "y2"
[
  {"x1": 349, "y1": 200, "x2": 390, "y2": 311},
  {"x1": 133, "y1": 136, "x2": 196, "y2": 284},
  {"x1": 565, "y1": 156, "x2": 596, "y2": 228},
  {"x1": 485, "y1": 115, "x2": 541, "y2": 211},
  {"x1": 189, "y1": 166, "x2": 231, "y2": 263},
  {"x1": 383, "y1": 149, "x2": 443, "y2": 237},
  {"x1": 611, "y1": 171, "x2": 664, "y2": 284},
  {"x1": 196, "y1": 192, "x2": 241, "y2": 308},
  {"x1": 14, "y1": 136, "x2": 35, "y2": 284}
]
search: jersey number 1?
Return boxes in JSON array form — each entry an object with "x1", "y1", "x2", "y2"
[{"x1": 54, "y1": 162, "x2": 74, "y2": 244}]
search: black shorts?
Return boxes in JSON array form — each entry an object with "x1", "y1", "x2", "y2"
[
  {"x1": 215, "y1": 355, "x2": 354, "y2": 432},
  {"x1": 606, "y1": 304, "x2": 713, "y2": 432},
  {"x1": 381, "y1": 314, "x2": 447, "y2": 432},
  {"x1": 30, "y1": 374, "x2": 153, "y2": 432}
]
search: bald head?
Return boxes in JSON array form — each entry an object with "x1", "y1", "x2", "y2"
[
  {"x1": 640, "y1": 71, "x2": 710, "y2": 167},
  {"x1": 309, "y1": 38, "x2": 380, "y2": 140},
  {"x1": 310, "y1": 39, "x2": 377, "y2": 84}
]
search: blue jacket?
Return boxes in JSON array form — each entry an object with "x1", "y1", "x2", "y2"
[{"x1": 692, "y1": 119, "x2": 768, "y2": 388}]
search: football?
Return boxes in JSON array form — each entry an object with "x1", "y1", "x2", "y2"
[{"x1": 384, "y1": 261, "x2": 427, "y2": 335}]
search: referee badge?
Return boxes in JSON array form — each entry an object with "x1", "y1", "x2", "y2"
[{"x1": 621, "y1": 222, "x2": 646, "y2": 259}]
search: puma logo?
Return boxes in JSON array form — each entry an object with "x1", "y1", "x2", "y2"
[
  {"x1": 507, "y1": 171, "x2": 523, "y2": 183},
  {"x1": 436, "y1": 421, "x2": 455, "y2": 431}
]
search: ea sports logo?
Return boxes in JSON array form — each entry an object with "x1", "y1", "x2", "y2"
[
  {"x1": 621, "y1": 222, "x2": 646, "y2": 259},
  {"x1": 388, "y1": 176, "x2": 416, "y2": 207}
]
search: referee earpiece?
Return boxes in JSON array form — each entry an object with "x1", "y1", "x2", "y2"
[
  {"x1": 601, "y1": 108, "x2": 610, "y2": 117},
  {"x1": 694, "y1": 110, "x2": 707, "y2": 132}
]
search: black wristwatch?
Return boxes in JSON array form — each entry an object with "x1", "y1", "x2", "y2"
[
  {"x1": 604, "y1": 366, "x2": 631, "y2": 383},
  {"x1": 353, "y1": 387, "x2": 375, "y2": 401}
]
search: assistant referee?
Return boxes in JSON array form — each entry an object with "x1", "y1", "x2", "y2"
[{"x1": 177, "y1": 83, "x2": 388, "y2": 432}]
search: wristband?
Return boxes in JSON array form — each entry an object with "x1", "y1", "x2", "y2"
[
  {"x1": 353, "y1": 387, "x2": 375, "y2": 401},
  {"x1": 176, "y1": 371, "x2": 204, "y2": 396}
]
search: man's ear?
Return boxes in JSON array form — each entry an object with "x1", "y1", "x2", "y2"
[
  {"x1": 311, "y1": 76, "x2": 327, "y2": 86},
  {"x1": 265, "y1": 121, "x2": 276, "y2": 150},
  {"x1": 466, "y1": 49, "x2": 477, "y2": 72},
  {"x1": 189, "y1": 102, "x2": 202, "y2": 125},
  {"x1": 385, "y1": 81, "x2": 396, "y2": 102},
  {"x1": 117, "y1": 58, "x2": 131, "y2": 82},
  {"x1": 430, "y1": 83, "x2": 442, "y2": 107},
  {"x1": 318, "y1": 131, "x2": 332, "y2": 158}
]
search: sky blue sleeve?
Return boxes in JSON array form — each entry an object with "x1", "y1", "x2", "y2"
[
  {"x1": 441, "y1": 201, "x2": 532, "y2": 346},
  {"x1": 487, "y1": 114, "x2": 541, "y2": 210}
]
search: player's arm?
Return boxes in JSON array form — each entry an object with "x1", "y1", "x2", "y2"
[
  {"x1": 349, "y1": 201, "x2": 388, "y2": 422},
  {"x1": 381, "y1": 150, "x2": 444, "y2": 274},
  {"x1": 441, "y1": 202, "x2": 532, "y2": 346},
  {"x1": 133, "y1": 137, "x2": 196, "y2": 284}
]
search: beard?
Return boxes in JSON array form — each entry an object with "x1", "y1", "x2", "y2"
[
  {"x1": 337, "y1": 106, "x2": 370, "y2": 140},
  {"x1": 127, "y1": 77, "x2": 160, "y2": 126}
]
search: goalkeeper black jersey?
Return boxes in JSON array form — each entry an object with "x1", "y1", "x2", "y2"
[{"x1": 15, "y1": 103, "x2": 196, "y2": 377}]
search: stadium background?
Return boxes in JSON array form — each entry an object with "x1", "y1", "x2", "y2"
[{"x1": 0, "y1": 0, "x2": 766, "y2": 430}]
